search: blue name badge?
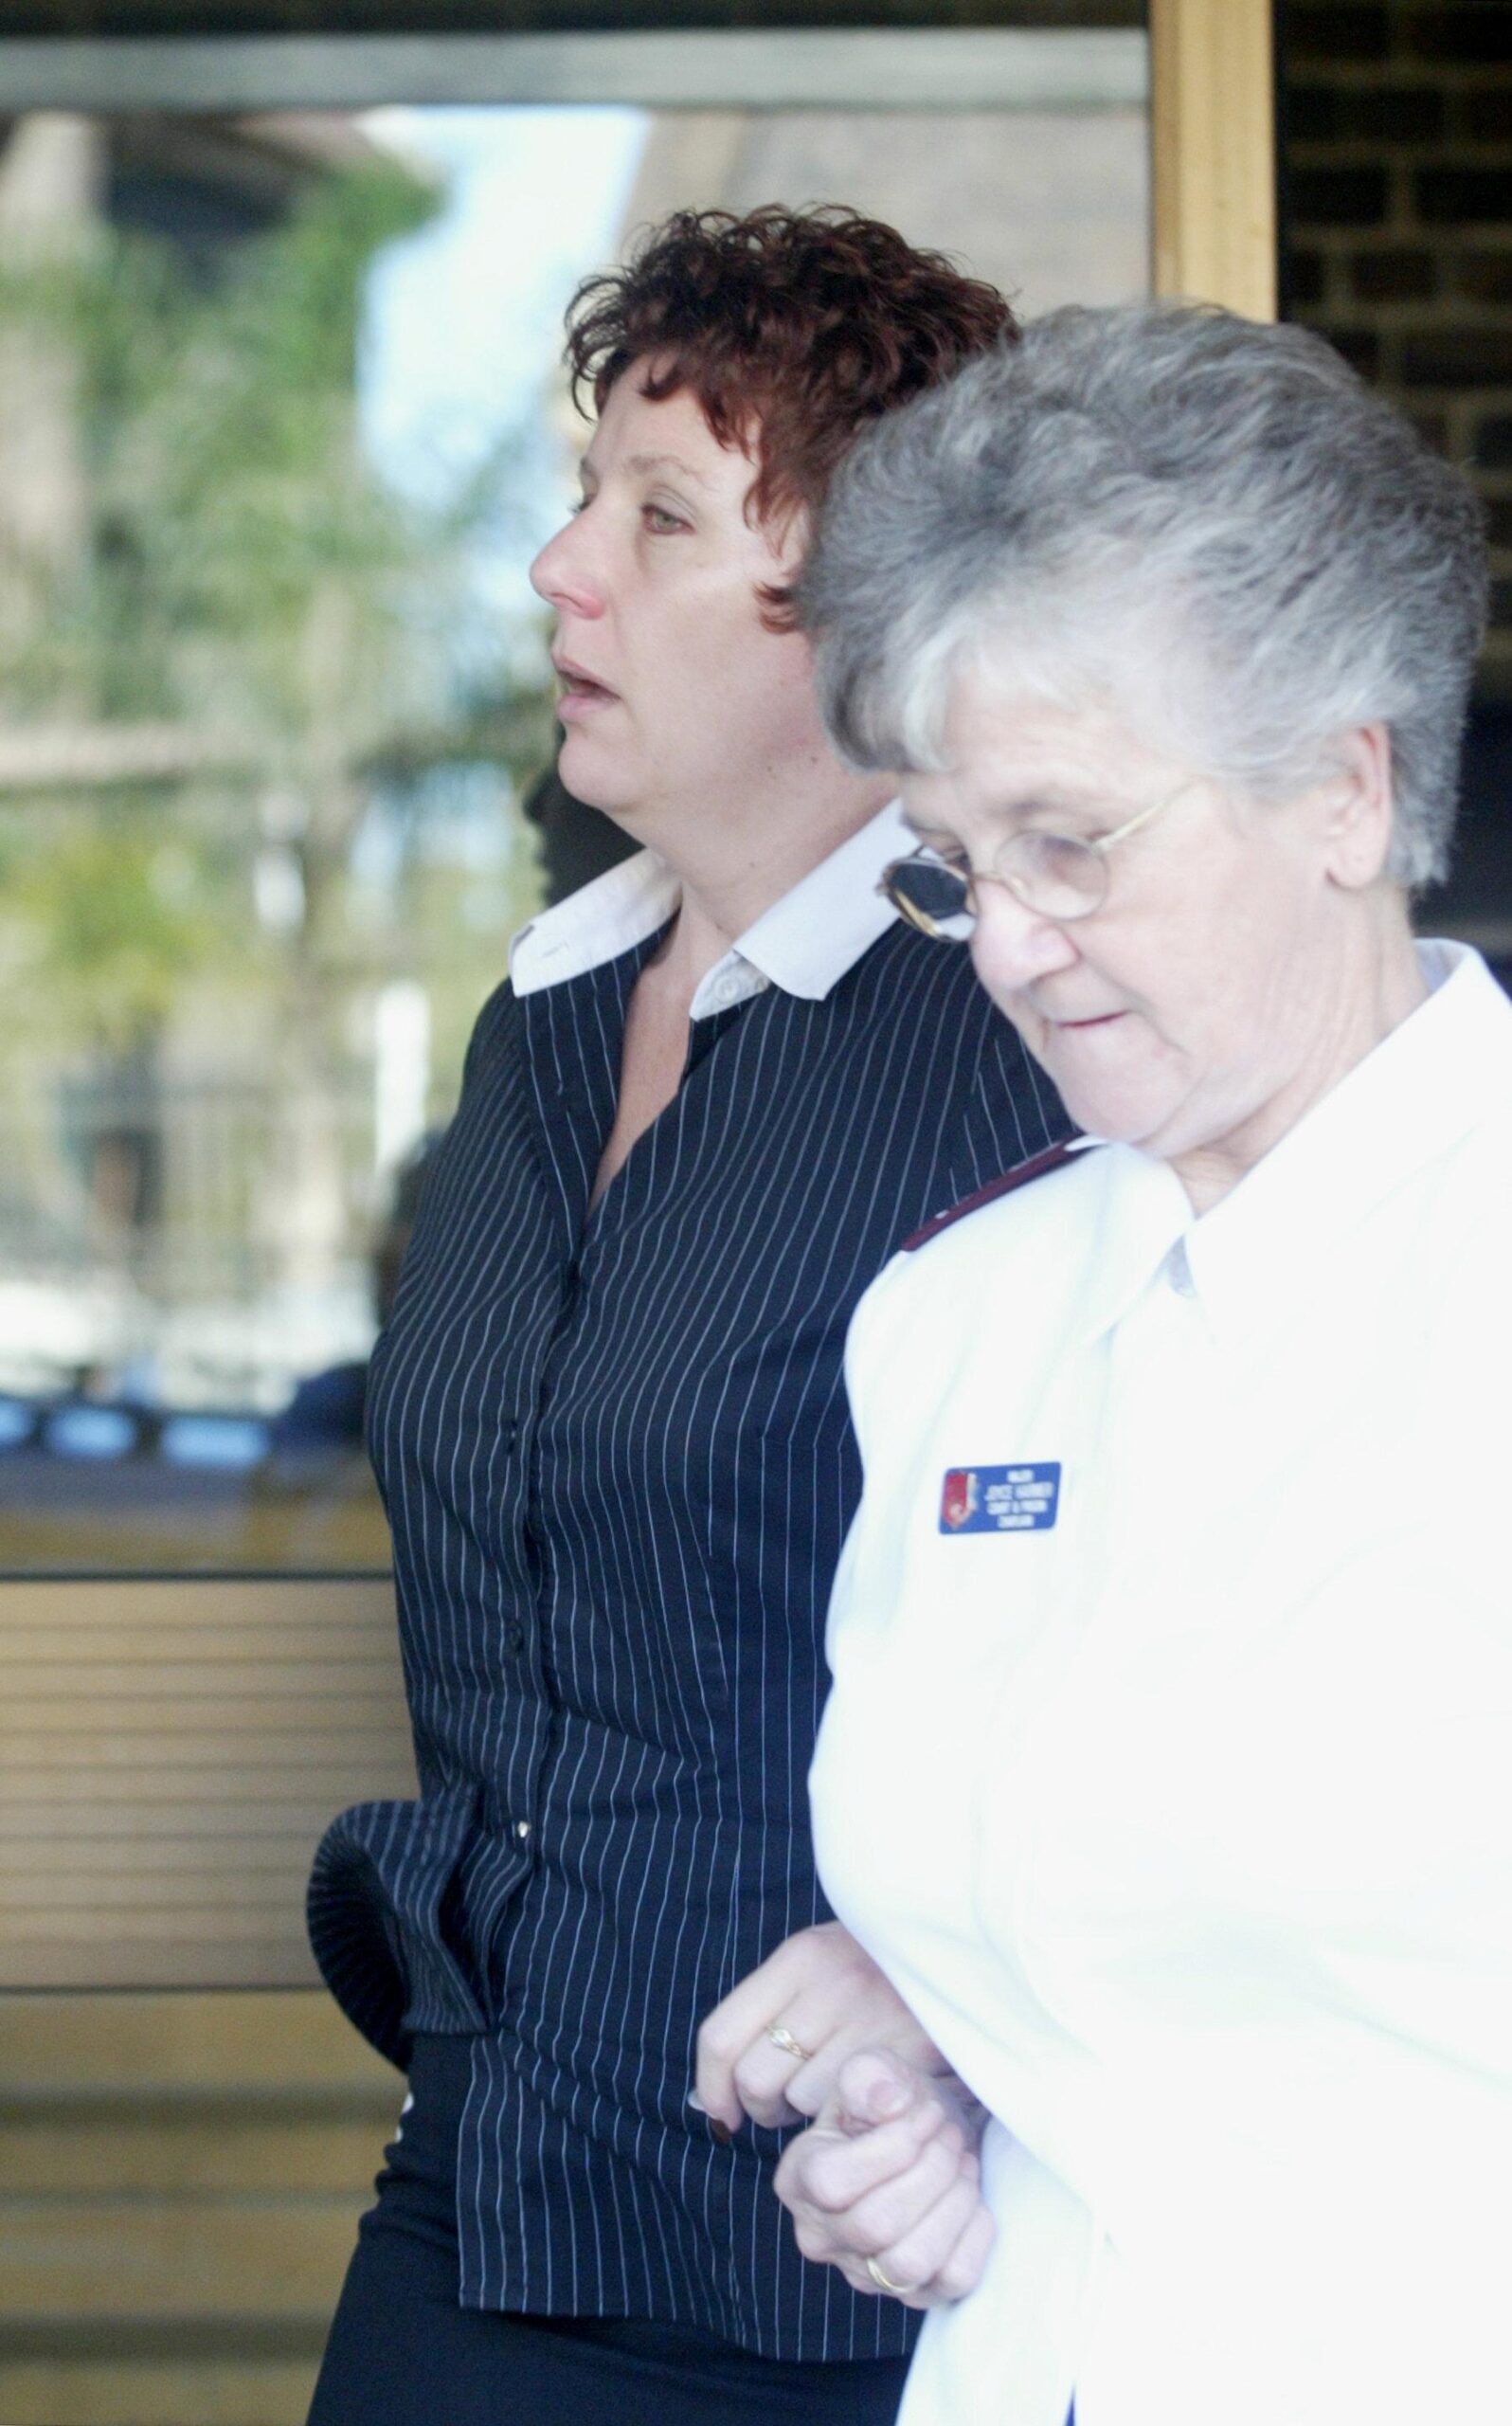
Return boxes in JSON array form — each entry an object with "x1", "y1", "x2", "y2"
[{"x1": 939, "y1": 1462, "x2": 1061, "y2": 1534}]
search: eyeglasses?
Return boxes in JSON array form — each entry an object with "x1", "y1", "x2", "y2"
[{"x1": 879, "y1": 784, "x2": 1192, "y2": 941}]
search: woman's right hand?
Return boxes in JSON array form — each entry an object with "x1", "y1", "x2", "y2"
[{"x1": 773, "y1": 2047, "x2": 996, "y2": 2310}]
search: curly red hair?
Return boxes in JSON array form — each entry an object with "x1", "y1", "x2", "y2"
[{"x1": 563, "y1": 205, "x2": 1016, "y2": 621}]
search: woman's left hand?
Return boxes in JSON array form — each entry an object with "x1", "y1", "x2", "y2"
[
  {"x1": 774, "y1": 2047, "x2": 995, "y2": 2308},
  {"x1": 694, "y1": 1921, "x2": 949, "y2": 2130}
]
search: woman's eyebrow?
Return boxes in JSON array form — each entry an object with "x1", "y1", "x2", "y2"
[
  {"x1": 902, "y1": 792, "x2": 1100, "y2": 847},
  {"x1": 622, "y1": 451, "x2": 713, "y2": 487},
  {"x1": 987, "y1": 789, "x2": 1101, "y2": 824}
]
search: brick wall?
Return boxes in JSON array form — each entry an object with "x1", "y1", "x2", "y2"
[{"x1": 1282, "y1": 1, "x2": 1512, "y2": 702}]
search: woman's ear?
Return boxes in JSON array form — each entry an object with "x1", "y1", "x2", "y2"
[{"x1": 1319, "y1": 723, "x2": 1395, "y2": 892}]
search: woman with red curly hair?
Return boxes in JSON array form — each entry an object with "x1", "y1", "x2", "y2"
[{"x1": 305, "y1": 206, "x2": 1066, "y2": 2426}]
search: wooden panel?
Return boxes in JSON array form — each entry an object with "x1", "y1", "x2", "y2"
[
  {"x1": 0, "y1": 1987, "x2": 398, "y2": 2087},
  {"x1": 4, "y1": 2202, "x2": 370, "y2": 2321},
  {"x1": 2, "y1": 2113, "x2": 391, "y2": 2193},
  {"x1": 1150, "y1": 0, "x2": 1276, "y2": 319},
  {"x1": 0, "y1": 1580, "x2": 416, "y2": 1988},
  {"x1": 0, "y1": 1992, "x2": 398, "y2": 2426},
  {"x1": 0, "y1": 2364, "x2": 322, "y2": 2426}
]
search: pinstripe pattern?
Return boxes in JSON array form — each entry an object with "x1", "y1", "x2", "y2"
[{"x1": 308, "y1": 892, "x2": 1066, "y2": 2360}]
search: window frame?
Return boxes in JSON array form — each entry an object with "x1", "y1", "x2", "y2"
[{"x1": 0, "y1": 0, "x2": 1275, "y2": 1987}]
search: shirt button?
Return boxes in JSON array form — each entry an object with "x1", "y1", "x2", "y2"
[
  {"x1": 499, "y1": 1417, "x2": 518, "y2": 1452},
  {"x1": 503, "y1": 1620, "x2": 526, "y2": 1656},
  {"x1": 513, "y1": 1820, "x2": 532, "y2": 1842}
]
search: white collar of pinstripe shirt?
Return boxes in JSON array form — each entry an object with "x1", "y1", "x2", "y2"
[{"x1": 508, "y1": 797, "x2": 910, "y2": 1019}]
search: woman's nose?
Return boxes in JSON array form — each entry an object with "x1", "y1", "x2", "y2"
[
  {"x1": 969, "y1": 879, "x2": 1081, "y2": 992},
  {"x1": 529, "y1": 515, "x2": 603, "y2": 617}
]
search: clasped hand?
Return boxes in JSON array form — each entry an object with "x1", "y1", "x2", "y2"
[{"x1": 694, "y1": 1922, "x2": 995, "y2": 2308}]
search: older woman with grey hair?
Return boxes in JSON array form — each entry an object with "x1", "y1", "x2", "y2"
[{"x1": 737, "y1": 303, "x2": 1511, "y2": 2426}]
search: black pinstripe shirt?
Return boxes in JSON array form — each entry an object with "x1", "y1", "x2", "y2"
[{"x1": 308, "y1": 806, "x2": 1067, "y2": 2359}]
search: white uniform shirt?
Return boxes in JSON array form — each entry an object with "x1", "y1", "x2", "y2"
[{"x1": 812, "y1": 941, "x2": 1512, "y2": 2426}]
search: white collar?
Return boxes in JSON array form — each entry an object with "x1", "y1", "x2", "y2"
[
  {"x1": 1073, "y1": 941, "x2": 1512, "y2": 1350},
  {"x1": 509, "y1": 798, "x2": 911, "y2": 1020},
  {"x1": 1184, "y1": 938, "x2": 1512, "y2": 1347}
]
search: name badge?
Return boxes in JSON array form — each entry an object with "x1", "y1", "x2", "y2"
[{"x1": 939, "y1": 1463, "x2": 1060, "y2": 1534}]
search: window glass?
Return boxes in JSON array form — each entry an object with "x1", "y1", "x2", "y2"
[{"x1": 0, "y1": 59, "x2": 1149, "y2": 1572}]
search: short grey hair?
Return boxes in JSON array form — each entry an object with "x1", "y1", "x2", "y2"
[{"x1": 801, "y1": 302, "x2": 1487, "y2": 888}]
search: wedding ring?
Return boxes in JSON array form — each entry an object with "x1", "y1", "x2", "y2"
[
  {"x1": 765, "y1": 2022, "x2": 812, "y2": 2064},
  {"x1": 865, "y1": 2254, "x2": 918, "y2": 2297}
]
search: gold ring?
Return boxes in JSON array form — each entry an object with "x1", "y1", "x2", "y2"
[
  {"x1": 765, "y1": 2022, "x2": 812, "y2": 2064},
  {"x1": 865, "y1": 2254, "x2": 918, "y2": 2297}
]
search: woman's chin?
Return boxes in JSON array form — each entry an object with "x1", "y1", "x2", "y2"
[
  {"x1": 1053, "y1": 1075, "x2": 1182, "y2": 1153},
  {"x1": 555, "y1": 733, "x2": 641, "y2": 824},
  {"x1": 1033, "y1": 1023, "x2": 1181, "y2": 1151}
]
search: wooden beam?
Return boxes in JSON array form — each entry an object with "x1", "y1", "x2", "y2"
[{"x1": 1150, "y1": 0, "x2": 1276, "y2": 320}]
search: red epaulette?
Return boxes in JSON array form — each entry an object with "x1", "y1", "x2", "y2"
[{"x1": 903, "y1": 1137, "x2": 1084, "y2": 1253}]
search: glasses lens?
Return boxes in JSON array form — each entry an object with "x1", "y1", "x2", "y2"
[
  {"x1": 884, "y1": 859, "x2": 972, "y2": 938},
  {"x1": 999, "y1": 832, "x2": 1107, "y2": 920}
]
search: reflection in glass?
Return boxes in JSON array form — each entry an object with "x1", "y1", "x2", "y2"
[
  {"x1": 0, "y1": 71, "x2": 1149, "y2": 1573},
  {"x1": 0, "y1": 112, "x2": 569, "y2": 1569}
]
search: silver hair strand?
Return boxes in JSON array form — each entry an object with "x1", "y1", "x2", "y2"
[{"x1": 801, "y1": 302, "x2": 1488, "y2": 889}]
